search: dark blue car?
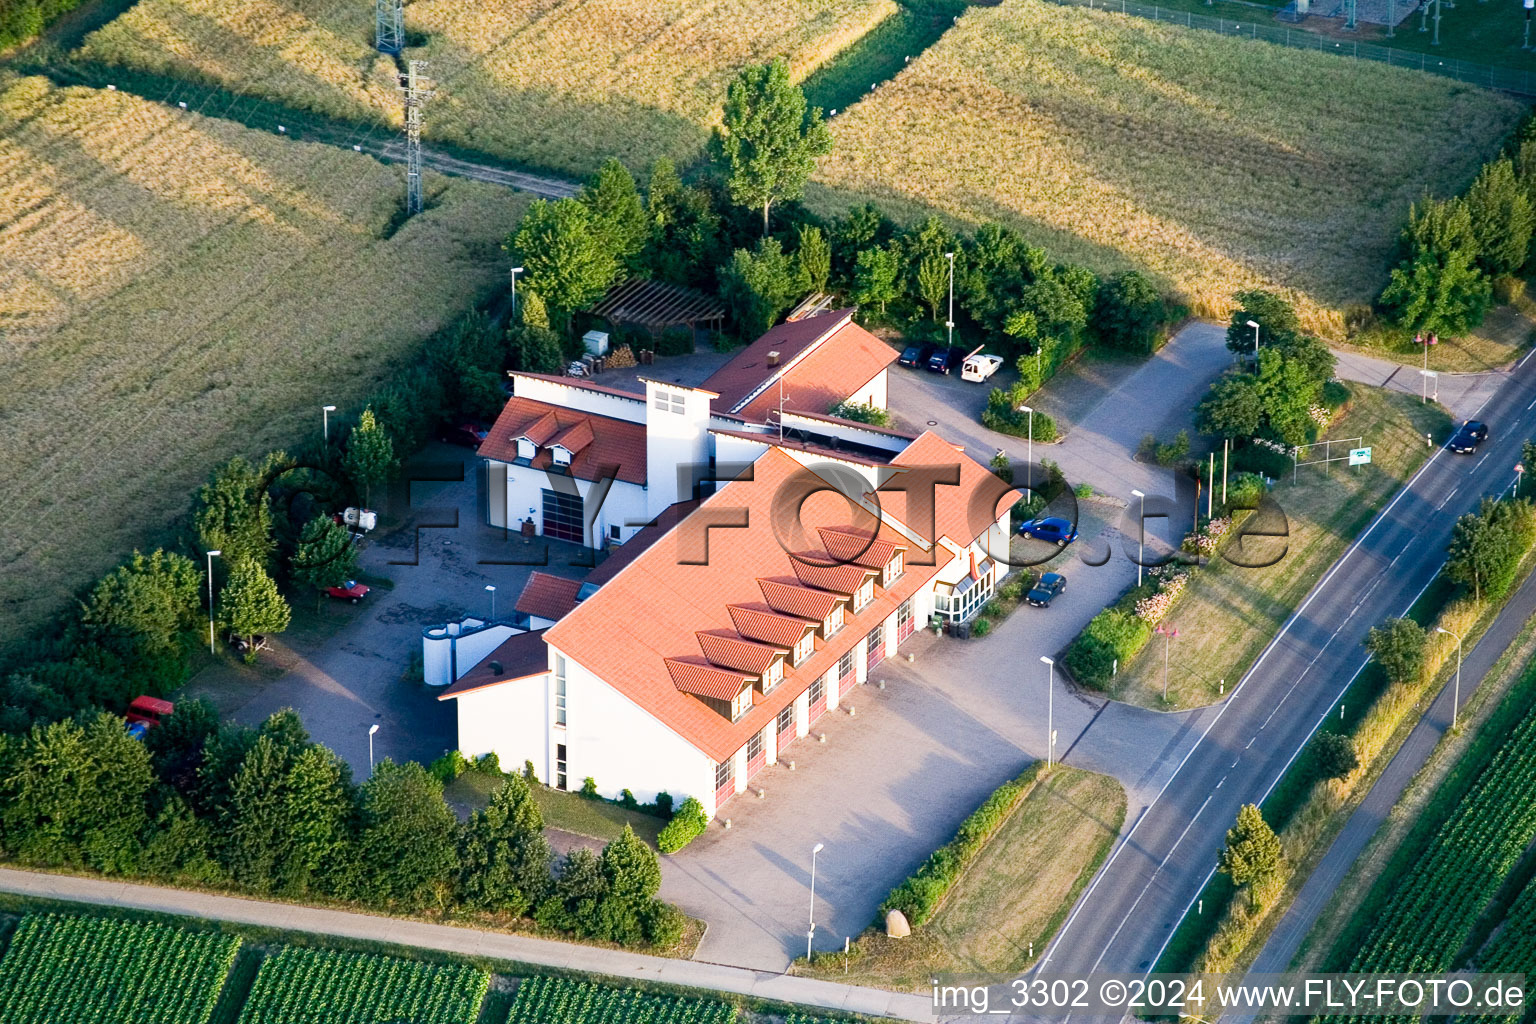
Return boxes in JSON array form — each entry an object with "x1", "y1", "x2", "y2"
[{"x1": 1017, "y1": 516, "x2": 1079, "y2": 546}]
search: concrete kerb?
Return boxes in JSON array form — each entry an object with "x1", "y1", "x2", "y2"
[{"x1": 0, "y1": 868, "x2": 934, "y2": 1021}]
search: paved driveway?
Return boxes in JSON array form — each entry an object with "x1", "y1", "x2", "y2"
[{"x1": 1332, "y1": 346, "x2": 1510, "y2": 421}]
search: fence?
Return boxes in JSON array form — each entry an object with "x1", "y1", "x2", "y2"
[{"x1": 1043, "y1": 0, "x2": 1536, "y2": 96}]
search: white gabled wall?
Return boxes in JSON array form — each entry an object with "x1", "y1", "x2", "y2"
[
  {"x1": 845, "y1": 368, "x2": 888, "y2": 411},
  {"x1": 498, "y1": 465, "x2": 649, "y2": 548},
  {"x1": 644, "y1": 380, "x2": 713, "y2": 520},
  {"x1": 454, "y1": 672, "x2": 549, "y2": 774}
]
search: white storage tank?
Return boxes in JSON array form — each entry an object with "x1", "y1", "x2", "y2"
[{"x1": 582, "y1": 330, "x2": 610, "y2": 357}]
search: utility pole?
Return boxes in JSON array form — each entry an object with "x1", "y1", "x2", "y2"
[
  {"x1": 375, "y1": 0, "x2": 403, "y2": 55},
  {"x1": 399, "y1": 60, "x2": 433, "y2": 215}
]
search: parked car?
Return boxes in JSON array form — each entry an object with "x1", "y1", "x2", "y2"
[
  {"x1": 439, "y1": 422, "x2": 487, "y2": 449},
  {"x1": 926, "y1": 346, "x2": 965, "y2": 374},
  {"x1": 1026, "y1": 572, "x2": 1067, "y2": 607},
  {"x1": 229, "y1": 634, "x2": 270, "y2": 656},
  {"x1": 326, "y1": 580, "x2": 370, "y2": 603},
  {"x1": 1448, "y1": 419, "x2": 1488, "y2": 454},
  {"x1": 1017, "y1": 516, "x2": 1079, "y2": 546},
  {"x1": 124, "y1": 695, "x2": 174, "y2": 740},
  {"x1": 961, "y1": 352, "x2": 1004, "y2": 382},
  {"x1": 331, "y1": 507, "x2": 377, "y2": 533},
  {"x1": 899, "y1": 341, "x2": 937, "y2": 368}
]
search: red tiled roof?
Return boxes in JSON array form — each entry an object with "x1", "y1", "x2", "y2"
[
  {"x1": 480, "y1": 396, "x2": 646, "y2": 486},
  {"x1": 701, "y1": 309, "x2": 852, "y2": 414},
  {"x1": 790, "y1": 558, "x2": 875, "y2": 594},
  {"x1": 542, "y1": 437, "x2": 1003, "y2": 762},
  {"x1": 550, "y1": 419, "x2": 594, "y2": 455},
  {"x1": 697, "y1": 631, "x2": 784, "y2": 674},
  {"x1": 438, "y1": 629, "x2": 550, "y2": 699},
  {"x1": 583, "y1": 500, "x2": 700, "y2": 588},
  {"x1": 666, "y1": 658, "x2": 752, "y2": 700},
  {"x1": 758, "y1": 578, "x2": 843, "y2": 620},
  {"x1": 734, "y1": 320, "x2": 899, "y2": 423},
  {"x1": 515, "y1": 572, "x2": 582, "y2": 622},
  {"x1": 818, "y1": 526, "x2": 899, "y2": 568}
]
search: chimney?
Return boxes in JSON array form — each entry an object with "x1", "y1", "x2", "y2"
[{"x1": 766, "y1": 350, "x2": 781, "y2": 368}]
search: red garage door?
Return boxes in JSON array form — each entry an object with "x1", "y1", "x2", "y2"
[
  {"x1": 897, "y1": 599, "x2": 915, "y2": 643},
  {"x1": 808, "y1": 676, "x2": 827, "y2": 724},
  {"x1": 866, "y1": 623, "x2": 886, "y2": 671},
  {"x1": 714, "y1": 759, "x2": 735, "y2": 809},
  {"x1": 746, "y1": 730, "x2": 766, "y2": 779},
  {"x1": 837, "y1": 649, "x2": 857, "y2": 697},
  {"x1": 777, "y1": 705, "x2": 796, "y2": 748}
]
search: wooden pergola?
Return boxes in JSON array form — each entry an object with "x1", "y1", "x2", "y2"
[{"x1": 587, "y1": 278, "x2": 725, "y2": 334}]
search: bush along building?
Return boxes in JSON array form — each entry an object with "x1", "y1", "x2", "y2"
[{"x1": 427, "y1": 309, "x2": 1008, "y2": 819}]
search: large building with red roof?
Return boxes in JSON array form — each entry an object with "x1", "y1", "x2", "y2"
[{"x1": 440, "y1": 432, "x2": 1012, "y2": 817}]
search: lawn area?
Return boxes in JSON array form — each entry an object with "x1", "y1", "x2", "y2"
[
  {"x1": 1340, "y1": 300, "x2": 1535, "y2": 372},
  {"x1": 808, "y1": 0, "x2": 1522, "y2": 334},
  {"x1": 76, "y1": 0, "x2": 898, "y2": 178},
  {"x1": 0, "y1": 75, "x2": 526, "y2": 653},
  {"x1": 795, "y1": 766, "x2": 1125, "y2": 990},
  {"x1": 1106, "y1": 386, "x2": 1451, "y2": 709},
  {"x1": 443, "y1": 770, "x2": 664, "y2": 846}
]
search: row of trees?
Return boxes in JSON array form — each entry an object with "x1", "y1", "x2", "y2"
[{"x1": 0, "y1": 707, "x2": 681, "y2": 946}]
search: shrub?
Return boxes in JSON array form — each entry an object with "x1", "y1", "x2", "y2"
[
  {"x1": 523, "y1": 760, "x2": 538, "y2": 782},
  {"x1": 657, "y1": 797, "x2": 709, "y2": 854},
  {"x1": 1224, "y1": 472, "x2": 1268, "y2": 512},
  {"x1": 1063, "y1": 607, "x2": 1153, "y2": 689},
  {"x1": 655, "y1": 327, "x2": 695, "y2": 357},
  {"x1": 580, "y1": 777, "x2": 600, "y2": 800},
  {"x1": 1312, "y1": 733, "x2": 1360, "y2": 781},
  {"x1": 880, "y1": 765, "x2": 1042, "y2": 927},
  {"x1": 971, "y1": 617, "x2": 993, "y2": 638},
  {"x1": 829, "y1": 400, "x2": 892, "y2": 427},
  {"x1": 982, "y1": 389, "x2": 1059, "y2": 440},
  {"x1": 1096, "y1": 269, "x2": 1175, "y2": 353},
  {"x1": 429, "y1": 750, "x2": 470, "y2": 784},
  {"x1": 1152, "y1": 430, "x2": 1190, "y2": 466},
  {"x1": 1074, "y1": 482, "x2": 1093, "y2": 499}
]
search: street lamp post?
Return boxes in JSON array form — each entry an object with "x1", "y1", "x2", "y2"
[
  {"x1": 485, "y1": 584, "x2": 497, "y2": 620},
  {"x1": 808, "y1": 842, "x2": 825, "y2": 960},
  {"x1": 205, "y1": 549, "x2": 221, "y2": 654},
  {"x1": 510, "y1": 266, "x2": 525, "y2": 314},
  {"x1": 1131, "y1": 489, "x2": 1146, "y2": 587},
  {"x1": 1246, "y1": 319, "x2": 1260, "y2": 359},
  {"x1": 368, "y1": 723, "x2": 380, "y2": 774},
  {"x1": 1041, "y1": 656, "x2": 1055, "y2": 768},
  {"x1": 944, "y1": 252, "x2": 955, "y2": 349},
  {"x1": 1436, "y1": 627, "x2": 1463, "y2": 729},
  {"x1": 1018, "y1": 404, "x2": 1034, "y2": 490},
  {"x1": 322, "y1": 405, "x2": 337, "y2": 444}
]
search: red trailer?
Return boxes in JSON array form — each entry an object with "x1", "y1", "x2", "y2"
[{"x1": 125, "y1": 696, "x2": 174, "y2": 737}]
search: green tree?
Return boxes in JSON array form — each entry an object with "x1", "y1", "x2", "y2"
[
  {"x1": 717, "y1": 58, "x2": 833, "y2": 235},
  {"x1": 509, "y1": 322, "x2": 566, "y2": 374},
  {"x1": 535, "y1": 846, "x2": 609, "y2": 935},
  {"x1": 290, "y1": 515, "x2": 358, "y2": 600},
  {"x1": 456, "y1": 775, "x2": 552, "y2": 915},
  {"x1": 1218, "y1": 803, "x2": 1282, "y2": 891},
  {"x1": 1096, "y1": 270, "x2": 1170, "y2": 353},
  {"x1": 1365, "y1": 617, "x2": 1427, "y2": 686},
  {"x1": 81, "y1": 549, "x2": 203, "y2": 692},
  {"x1": 916, "y1": 254, "x2": 949, "y2": 321},
  {"x1": 510, "y1": 198, "x2": 620, "y2": 321},
  {"x1": 0, "y1": 713, "x2": 153, "y2": 875},
  {"x1": 642, "y1": 158, "x2": 721, "y2": 287},
  {"x1": 1448, "y1": 501, "x2": 1513, "y2": 602},
  {"x1": 1253, "y1": 348, "x2": 1322, "y2": 446},
  {"x1": 828, "y1": 400, "x2": 891, "y2": 427},
  {"x1": 357, "y1": 760, "x2": 459, "y2": 910},
  {"x1": 192, "y1": 454, "x2": 283, "y2": 572},
  {"x1": 1196, "y1": 375, "x2": 1261, "y2": 439},
  {"x1": 220, "y1": 558, "x2": 290, "y2": 658},
  {"x1": 342, "y1": 407, "x2": 397, "y2": 507},
  {"x1": 581, "y1": 158, "x2": 648, "y2": 273},
  {"x1": 851, "y1": 245, "x2": 899, "y2": 314},
  {"x1": 795, "y1": 223, "x2": 830, "y2": 295},
  {"x1": 592, "y1": 825, "x2": 664, "y2": 945},
  {"x1": 1465, "y1": 156, "x2": 1534, "y2": 276},
  {"x1": 720, "y1": 237, "x2": 797, "y2": 338},
  {"x1": 1380, "y1": 198, "x2": 1492, "y2": 337},
  {"x1": 1312, "y1": 733, "x2": 1359, "y2": 782},
  {"x1": 1226, "y1": 289, "x2": 1301, "y2": 356},
  {"x1": 519, "y1": 288, "x2": 551, "y2": 330},
  {"x1": 830, "y1": 203, "x2": 893, "y2": 282},
  {"x1": 280, "y1": 743, "x2": 354, "y2": 896}
]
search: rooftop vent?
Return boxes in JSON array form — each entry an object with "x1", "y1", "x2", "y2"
[
  {"x1": 489, "y1": 660, "x2": 503, "y2": 676},
  {"x1": 766, "y1": 350, "x2": 781, "y2": 368}
]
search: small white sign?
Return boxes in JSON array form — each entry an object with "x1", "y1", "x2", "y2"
[
  {"x1": 1349, "y1": 447, "x2": 1373, "y2": 466},
  {"x1": 1420, "y1": 369, "x2": 1438, "y2": 378}
]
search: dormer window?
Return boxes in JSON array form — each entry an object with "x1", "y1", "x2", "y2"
[
  {"x1": 730, "y1": 684, "x2": 753, "y2": 720},
  {"x1": 762, "y1": 658, "x2": 784, "y2": 692},
  {"x1": 792, "y1": 632, "x2": 814, "y2": 666},
  {"x1": 823, "y1": 603, "x2": 845, "y2": 637},
  {"x1": 884, "y1": 552, "x2": 904, "y2": 585},
  {"x1": 515, "y1": 438, "x2": 536, "y2": 463},
  {"x1": 854, "y1": 578, "x2": 875, "y2": 611},
  {"x1": 552, "y1": 446, "x2": 572, "y2": 467}
]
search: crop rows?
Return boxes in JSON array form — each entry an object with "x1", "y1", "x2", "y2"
[
  {"x1": 505, "y1": 976, "x2": 737, "y2": 1024},
  {"x1": 0, "y1": 912, "x2": 239, "y2": 1024},
  {"x1": 1475, "y1": 871, "x2": 1536, "y2": 984},
  {"x1": 237, "y1": 947, "x2": 488, "y2": 1024},
  {"x1": 1320, "y1": 698, "x2": 1536, "y2": 1021}
]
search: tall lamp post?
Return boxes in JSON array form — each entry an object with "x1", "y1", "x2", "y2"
[
  {"x1": 205, "y1": 549, "x2": 221, "y2": 654},
  {"x1": 1436, "y1": 627, "x2": 1463, "y2": 728},
  {"x1": 485, "y1": 584, "x2": 497, "y2": 620},
  {"x1": 368, "y1": 723, "x2": 380, "y2": 774},
  {"x1": 322, "y1": 405, "x2": 336, "y2": 444},
  {"x1": 808, "y1": 842, "x2": 825, "y2": 959},
  {"x1": 1131, "y1": 489, "x2": 1146, "y2": 587},
  {"x1": 944, "y1": 252, "x2": 956, "y2": 349},
  {"x1": 1040, "y1": 656, "x2": 1055, "y2": 768},
  {"x1": 510, "y1": 266, "x2": 525, "y2": 314},
  {"x1": 1018, "y1": 404, "x2": 1034, "y2": 490},
  {"x1": 1246, "y1": 319, "x2": 1260, "y2": 359}
]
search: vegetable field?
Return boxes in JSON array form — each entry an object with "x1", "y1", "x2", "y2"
[
  {"x1": 0, "y1": 75, "x2": 526, "y2": 651},
  {"x1": 77, "y1": 0, "x2": 896, "y2": 177},
  {"x1": 505, "y1": 976, "x2": 737, "y2": 1023},
  {"x1": 237, "y1": 947, "x2": 488, "y2": 1024},
  {"x1": 1319, "y1": 693, "x2": 1536, "y2": 1020},
  {"x1": 809, "y1": 0, "x2": 1522, "y2": 332},
  {"x1": 1475, "y1": 872, "x2": 1536, "y2": 988},
  {"x1": 0, "y1": 913, "x2": 239, "y2": 1024}
]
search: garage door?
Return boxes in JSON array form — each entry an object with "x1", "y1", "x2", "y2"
[{"x1": 541, "y1": 488, "x2": 584, "y2": 544}]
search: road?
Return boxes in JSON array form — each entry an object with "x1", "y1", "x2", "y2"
[{"x1": 1031, "y1": 349, "x2": 1536, "y2": 1019}]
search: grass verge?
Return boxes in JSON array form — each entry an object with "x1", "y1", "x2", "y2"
[
  {"x1": 793, "y1": 765, "x2": 1125, "y2": 990},
  {"x1": 443, "y1": 771, "x2": 664, "y2": 847}
]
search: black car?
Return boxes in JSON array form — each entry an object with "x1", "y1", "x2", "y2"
[
  {"x1": 899, "y1": 342, "x2": 937, "y2": 368},
  {"x1": 1026, "y1": 572, "x2": 1067, "y2": 608},
  {"x1": 926, "y1": 345, "x2": 965, "y2": 374},
  {"x1": 1448, "y1": 420, "x2": 1489, "y2": 454}
]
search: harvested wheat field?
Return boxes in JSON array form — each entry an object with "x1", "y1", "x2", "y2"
[
  {"x1": 0, "y1": 75, "x2": 526, "y2": 646},
  {"x1": 809, "y1": 0, "x2": 1523, "y2": 332},
  {"x1": 78, "y1": 0, "x2": 895, "y2": 177}
]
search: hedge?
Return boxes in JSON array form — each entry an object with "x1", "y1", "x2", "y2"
[
  {"x1": 1062, "y1": 605, "x2": 1153, "y2": 690},
  {"x1": 880, "y1": 764, "x2": 1044, "y2": 927},
  {"x1": 983, "y1": 390, "x2": 1059, "y2": 441},
  {"x1": 657, "y1": 797, "x2": 708, "y2": 854},
  {"x1": 0, "y1": 0, "x2": 88, "y2": 50}
]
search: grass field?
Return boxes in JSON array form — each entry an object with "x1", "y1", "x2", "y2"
[
  {"x1": 76, "y1": 0, "x2": 897, "y2": 178},
  {"x1": 1107, "y1": 387, "x2": 1450, "y2": 709},
  {"x1": 0, "y1": 75, "x2": 526, "y2": 652},
  {"x1": 0, "y1": 912, "x2": 239, "y2": 1024},
  {"x1": 796, "y1": 766, "x2": 1125, "y2": 990},
  {"x1": 809, "y1": 0, "x2": 1523, "y2": 333}
]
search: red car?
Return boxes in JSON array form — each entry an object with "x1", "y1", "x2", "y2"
[
  {"x1": 326, "y1": 580, "x2": 370, "y2": 603},
  {"x1": 439, "y1": 423, "x2": 488, "y2": 449}
]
